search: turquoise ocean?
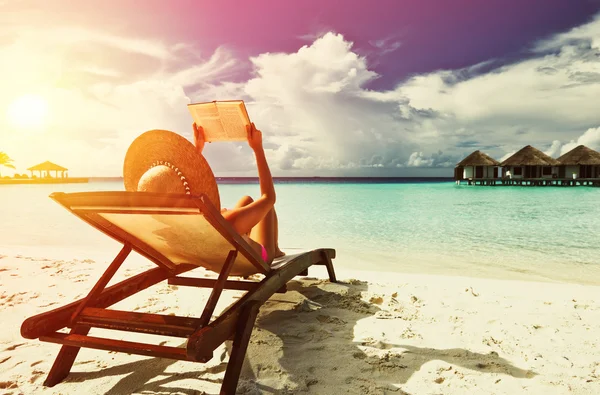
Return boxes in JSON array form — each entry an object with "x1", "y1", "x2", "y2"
[{"x1": 1, "y1": 179, "x2": 599, "y2": 285}]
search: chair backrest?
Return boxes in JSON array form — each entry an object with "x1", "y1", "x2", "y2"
[{"x1": 50, "y1": 191, "x2": 270, "y2": 277}]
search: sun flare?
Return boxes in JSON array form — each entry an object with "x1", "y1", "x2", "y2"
[{"x1": 7, "y1": 94, "x2": 49, "y2": 129}]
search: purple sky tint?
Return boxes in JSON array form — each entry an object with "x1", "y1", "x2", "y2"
[
  {"x1": 22, "y1": 0, "x2": 600, "y2": 89},
  {"x1": 3, "y1": 0, "x2": 600, "y2": 176}
]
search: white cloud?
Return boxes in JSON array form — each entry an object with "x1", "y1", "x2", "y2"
[
  {"x1": 0, "y1": 23, "x2": 240, "y2": 176},
  {"x1": 407, "y1": 152, "x2": 434, "y2": 167},
  {"x1": 544, "y1": 140, "x2": 562, "y2": 157},
  {"x1": 396, "y1": 14, "x2": 600, "y2": 162},
  {"x1": 543, "y1": 126, "x2": 600, "y2": 158},
  {"x1": 565, "y1": 126, "x2": 600, "y2": 152},
  {"x1": 369, "y1": 36, "x2": 402, "y2": 55},
  {"x1": 499, "y1": 151, "x2": 516, "y2": 162},
  {"x1": 41, "y1": 27, "x2": 174, "y2": 59},
  {"x1": 4, "y1": 12, "x2": 600, "y2": 177}
]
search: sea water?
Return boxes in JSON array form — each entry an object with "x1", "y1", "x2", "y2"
[{"x1": 1, "y1": 179, "x2": 599, "y2": 285}]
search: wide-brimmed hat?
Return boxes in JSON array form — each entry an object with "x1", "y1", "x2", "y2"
[{"x1": 123, "y1": 129, "x2": 220, "y2": 210}]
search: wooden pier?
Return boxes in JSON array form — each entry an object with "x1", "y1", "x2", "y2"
[{"x1": 457, "y1": 178, "x2": 600, "y2": 187}]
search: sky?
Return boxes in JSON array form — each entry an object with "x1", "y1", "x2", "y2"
[{"x1": 1, "y1": 0, "x2": 600, "y2": 177}]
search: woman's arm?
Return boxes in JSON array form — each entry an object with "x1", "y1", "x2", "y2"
[
  {"x1": 193, "y1": 123, "x2": 205, "y2": 154},
  {"x1": 247, "y1": 123, "x2": 276, "y2": 204},
  {"x1": 220, "y1": 123, "x2": 276, "y2": 234}
]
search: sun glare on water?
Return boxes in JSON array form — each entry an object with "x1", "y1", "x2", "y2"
[{"x1": 7, "y1": 94, "x2": 49, "y2": 129}]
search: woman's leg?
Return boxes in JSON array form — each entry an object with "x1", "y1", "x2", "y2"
[
  {"x1": 233, "y1": 195, "x2": 254, "y2": 209},
  {"x1": 272, "y1": 209, "x2": 284, "y2": 258},
  {"x1": 224, "y1": 195, "x2": 283, "y2": 261},
  {"x1": 249, "y1": 207, "x2": 278, "y2": 262}
]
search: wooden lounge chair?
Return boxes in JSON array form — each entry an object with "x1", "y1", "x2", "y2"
[{"x1": 20, "y1": 191, "x2": 336, "y2": 394}]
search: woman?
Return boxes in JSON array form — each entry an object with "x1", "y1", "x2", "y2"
[{"x1": 193, "y1": 122, "x2": 284, "y2": 264}]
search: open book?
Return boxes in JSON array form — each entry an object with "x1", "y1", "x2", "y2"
[{"x1": 187, "y1": 100, "x2": 251, "y2": 142}]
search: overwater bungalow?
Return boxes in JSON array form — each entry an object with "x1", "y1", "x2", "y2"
[
  {"x1": 555, "y1": 145, "x2": 600, "y2": 179},
  {"x1": 454, "y1": 150, "x2": 500, "y2": 181},
  {"x1": 500, "y1": 145, "x2": 559, "y2": 179}
]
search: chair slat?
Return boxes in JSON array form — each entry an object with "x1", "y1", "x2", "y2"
[
  {"x1": 76, "y1": 307, "x2": 201, "y2": 337},
  {"x1": 40, "y1": 332, "x2": 189, "y2": 361}
]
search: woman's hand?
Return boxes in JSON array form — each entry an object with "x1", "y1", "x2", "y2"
[
  {"x1": 193, "y1": 123, "x2": 205, "y2": 154},
  {"x1": 246, "y1": 122, "x2": 263, "y2": 152}
]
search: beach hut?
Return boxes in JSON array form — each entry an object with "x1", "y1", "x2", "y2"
[
  {"x1": 556, "y1": 145, "x2": 600, "y2": 179},
  {"x1": 454, "y1": 150, "x2": 500, "y2": 180},
  {"x1": 27, "y1": 161, "x2": 68, "y2": 178},
  {"x1": 500, "y1": 145, "x2": 559, "y2": 179}
]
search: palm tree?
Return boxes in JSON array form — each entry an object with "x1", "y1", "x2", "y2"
[{"x1": 0, "y1": 152, "x2": 16, "y2": 177}]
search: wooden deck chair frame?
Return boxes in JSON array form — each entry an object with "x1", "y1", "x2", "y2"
[{"x1": 20, "y1": 191, "x2": 336, "y2": 395}]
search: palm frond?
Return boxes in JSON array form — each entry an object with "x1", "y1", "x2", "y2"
[{"x1": 0, "y1": 152, "x2": 15, "y2": 166}]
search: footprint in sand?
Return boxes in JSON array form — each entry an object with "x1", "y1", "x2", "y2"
[
  {"x1": 4, "y1": 343, "x2": 26, "y2": 352},
  {"x1": 316, "y1": 314, "x2": 346, "y2": 325},
  {"x1": 38, "y1": 302, "x2": 59, "y2": 308},
  {"x1": 400, "y1": 327, "x2": 422, "y2": 339},
  {"x1": 0, "y1": 381, "x2": 18, "y2": 390},
  {"x1": 156, "y1": 286, "x2": 175, "y2": 295},
  {"x1": 1, "y1": 292, "x2": 40, "y2": 308},
  {"x1": 360, "y1": 339, "x2": 394, "y2": 350},
  {"x1": 29, "y1": 369, "x2": 45, "y2": 383},
  {"x1": 75, "y1": 360, "x2": 96, "y2": 366}
]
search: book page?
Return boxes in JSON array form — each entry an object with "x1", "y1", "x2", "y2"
[
  {"x1": 187, "y1": 101, "x2": 251, "y2": 142},
  {"x1": 188, "y1": 103, "x2": 225, "y2": 142},
  {"x1": 215, "y1": 101, "x2": 251, "y2": 141}
]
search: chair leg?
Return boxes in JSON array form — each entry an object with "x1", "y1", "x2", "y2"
[
  {"x1": 321, "y1": 251, "x2": 337, "y2": 283},
  {"x1": 220, "y1": 301, "x2": 261, "y2": 395},
  {"x1": 43, "y1": 325, "x2": 90, "y2": 387},
  {"x1": 198, "y1": 250, "x2": 237, "y2": 328},
  {"x1": 70, "y1": 244, "x2": 132, "y2": 323},
  {"x1": 44, "y1": 244, "x2": 131, "y2": 387}
]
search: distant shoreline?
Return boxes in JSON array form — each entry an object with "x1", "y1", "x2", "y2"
[
  {"x1": 87, "y1": 176, "x2": 455, "y2": 184},
  {"x1": 0, "y1": 176, "x2": 455, "y2": 186},
  {"x1": 0, "y1": 177, "x2": 89, "y2": 185}
]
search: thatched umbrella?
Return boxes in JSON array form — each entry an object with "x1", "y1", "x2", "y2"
[
  {"x1": 27, "y1": 161, "x2": 68, "y2": 178},
  {"x1": 455, "y1": 150, "x2": 500, "y2": 180},
  {"x1": 556, "y1": 145, "x2": 600, "y2": 178}
]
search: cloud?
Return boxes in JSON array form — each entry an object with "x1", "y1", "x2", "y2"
[
  {"x1": 499, "y1": 151, "x2": 516, "y2": 162},
  {"x1": 542, "y1": 126, "x2": 600, "y2": 158},
  {"x1": 544, "y1": 140, "x2": 562, "y2": 157},
  {"x1": 4, "y1": 11, "x2": 600, "y2": 177},
  {"x1": 391, "y1": 14, "x2": 600, "y2": 165},
  {"x1": 406, "y1": 152, "x2": 434, "y2": 167},
  {"x1": 369, "y1": 36, "x2": 402, "y2": 55},
  {"x1": 0, "y1": 22, "x2": 240, "y2": 176}
]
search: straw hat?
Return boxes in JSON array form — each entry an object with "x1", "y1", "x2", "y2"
[{"x1": 123, "y1": 129, "x2": 220, "y2": 210}]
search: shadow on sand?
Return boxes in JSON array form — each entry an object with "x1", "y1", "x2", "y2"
[
  {"x1": 62, "y1": 278, "x2": 536, "y2": 395},
  {"x1": 240, "y1": 279, "x2": 536, "y2": 394}
]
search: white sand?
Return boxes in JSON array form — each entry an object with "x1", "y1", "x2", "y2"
[{"x1": 1, "y1": 250, "x2": 599, "y2": 394}]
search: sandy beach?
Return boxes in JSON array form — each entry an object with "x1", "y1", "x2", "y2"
[{"x1": 1, "y1": 250, "x2": 599, "y2": 395}]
